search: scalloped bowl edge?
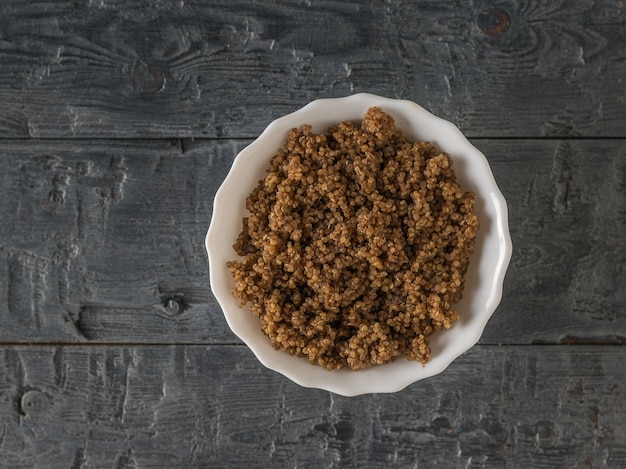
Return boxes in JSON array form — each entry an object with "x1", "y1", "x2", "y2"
[{"x1": 206, "y1": 93, "x2": 512, "y2": 396}]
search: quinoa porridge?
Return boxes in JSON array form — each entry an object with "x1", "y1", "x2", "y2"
[{"x1": 227, "y1": 107, "x2": 478, "y2": 371}]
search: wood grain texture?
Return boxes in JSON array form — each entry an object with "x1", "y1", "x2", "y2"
[
  {"x1": 0, "y1": 139, "x2": 242, "y2": 343},
  {"x1": 0, "y1": 138, "x2": 624, "y2": 344},
  {"x1": 0, "y1": 0, "x2": 625, "y2": 138},
  {"x1": 1, "y1": 1, "x2": 624, "y2": 466},
  {"x1": 0, "y1": 345, "x2": 624, "y2": 469},
  {"x1": 481, "y1": 139, "x2": 626, "y2": 345}
]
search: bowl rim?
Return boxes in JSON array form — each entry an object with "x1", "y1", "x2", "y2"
[{"x1": 206, "y1": 93, "x2": 512, "y2": 396}]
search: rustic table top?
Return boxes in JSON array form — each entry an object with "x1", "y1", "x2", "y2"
[{"x1": 1, "y1": 1, "x2": 625, "y2": 468}]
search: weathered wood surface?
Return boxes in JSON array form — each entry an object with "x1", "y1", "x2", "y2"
[
  {"x1": 0, "y1": 0, "x2": 625, "y2": 138},
  {"x1": 0, "y1": 139, "x2": 240, "y2": 344},
  {"x1": 0, "y1": 139, "x2": 623, "y2": 345},
  {"x1": 1, "y1": 345, "x2": 624, "y2": 469},
  {"x1": 1, "y1": 0, "x2": 625, "y2": 467}
]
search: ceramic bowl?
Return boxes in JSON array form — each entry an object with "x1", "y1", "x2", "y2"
[{"x1": 206, "y1": 93, "x2": 512, "y2": 396}]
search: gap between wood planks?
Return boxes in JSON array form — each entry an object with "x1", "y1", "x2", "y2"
[
  {"x1": 1, "y1": 136, "x2": 626, "y2": 144},
  {"x1": 0, "y1": 342, "x2": 623, "y2": 347}
]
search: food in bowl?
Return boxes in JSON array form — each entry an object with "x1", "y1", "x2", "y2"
[{"x1": 227, "y1": 107, "x2": 478, "y2": 371}]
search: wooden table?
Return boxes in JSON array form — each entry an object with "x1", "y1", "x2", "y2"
[{"x1": 1, "y1": 1, "x2": 624, "y2": 467}]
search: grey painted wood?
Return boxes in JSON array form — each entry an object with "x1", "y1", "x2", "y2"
[
  {"x1": 0, "y1": 345, "x2": 624, "y2": 469},
  {"x1": 0, "y1": 1, "x2": 625, "y2": 466},
  {"x1": 0, "y1": 0, "x2": 625, "y2": 138},
  {"x1": 0, "y1": 139, "x2": 242, "y2": 344},
  {"x1": 484, "y1": 139, "x2": 626, "y2": 345},
  {"x1": 0, "y1": 139, "x2": 623, "y2": 345}
]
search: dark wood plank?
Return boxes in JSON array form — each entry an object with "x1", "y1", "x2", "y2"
[
  {"x1": 481, "y1": 138, "x2": 626, "y2": 345},
  {"x1": 0, "y1": 139, "x2": 242, "y2": 343},
  {"x1": 0, "y1": 0, "x2": 625, "y2": 138},
  {"x1": 0, "y1": 138, "x2": 624, "y2": 344},
  {"x1": 0, "y1": 345, "x2": 624, "y2": 468}
]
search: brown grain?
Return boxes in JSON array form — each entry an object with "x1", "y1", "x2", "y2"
[{"x1": 227, "y1": 107, "x2": 478, "y2": 371}]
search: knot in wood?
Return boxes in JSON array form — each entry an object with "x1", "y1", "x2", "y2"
[
  {"x1": 132, "y1": 64, "x2": 166, "y2": 94},
  {"x1": 41, "y1": 189, "x2": 65, "y2": 212},
  {"x1": 477, "y1": 8, "x2": 510, "y2": 36},
  {"x1": 21, "y1": 389, "x2": 49, "y2": 417},
  {"x1": 162, "y1": 297, "x2": 183, "y2": 316}
]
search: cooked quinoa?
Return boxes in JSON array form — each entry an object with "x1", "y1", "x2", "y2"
[{"x1": 227, "y1": 107, "x2": 478, "y2": 371}]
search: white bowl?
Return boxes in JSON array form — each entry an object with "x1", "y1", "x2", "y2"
[{"x1": 206, "y1": 93, "x2": 512, "y2": 396}]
